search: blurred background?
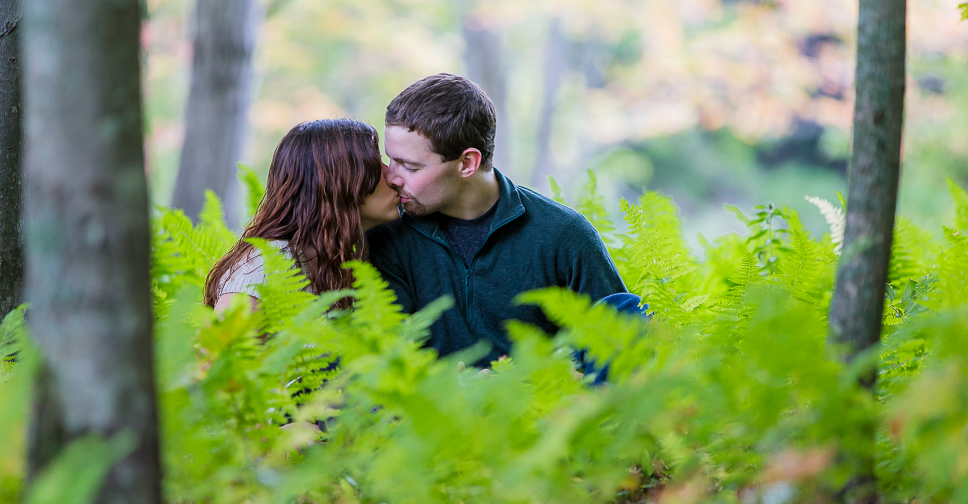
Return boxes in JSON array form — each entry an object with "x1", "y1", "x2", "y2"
[{"x1": 143, "y1": 0, "x2": 968, "y2": 248}]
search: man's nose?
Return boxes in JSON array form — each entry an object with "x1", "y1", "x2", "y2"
[{"x1": 385, "y1": 163, "x2": 403, "y2": 189}]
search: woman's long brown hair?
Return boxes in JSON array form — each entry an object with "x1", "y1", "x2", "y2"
[{"x1": 204, "y1": 119, "x2": 383, "y2": 306}]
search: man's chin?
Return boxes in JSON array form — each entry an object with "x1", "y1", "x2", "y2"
[{"x1": 402, "y1": 200, "x2": 429, "y2": 216}]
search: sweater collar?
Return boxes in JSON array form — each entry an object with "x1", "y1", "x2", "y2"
[{"x1": 401, "y1": 168, "x2": 526, "y2": 239}]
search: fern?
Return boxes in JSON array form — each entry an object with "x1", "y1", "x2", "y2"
[
  {"x1": 0, "y1": 305, "x2": 27, "y2": 380},
  {"x1": 620, "y1": 193, "x2": 700, "y2": 327},
  {"x1": 548, "y1": 175, "x2": 567, "y2": 205},
  {"x1": 774, "y1": 212, "x2": 823, "y2": 304},
  {"x1": 576, "y1": 170, "x2": 617, "y2": 240},
  {"x1": 249, "y1": 238, "x2": 316, "y2": 334},
  {"x1": 11, "y1": 180, "x2": 968, "y2": 504},
  {"x1": 806, "y1": 195, "x2": 845, "y2": 254},
  {"x1": 947, "y1": 178, "x2": 968, "y2": 232},
  {"x1": 709, "y1": 250, "x2": 763, "y2": 334},
  {"x1": 238, "y1": 162, "x2": 266, "y2": 221},
  {"x1": 889, "y1": 216, "x2": 938, "y2": 288}
]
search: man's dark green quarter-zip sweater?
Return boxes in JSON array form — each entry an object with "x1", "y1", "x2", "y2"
[{"x1": 365, "y1": 169, "x2": 627, "y2": 366}]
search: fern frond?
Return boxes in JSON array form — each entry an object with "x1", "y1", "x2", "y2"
[
  {"x1": 889, "y1": 217, "x2": 939, "y2": 288},
  {"x1": 345, "y1": 260, "x2": 408, "y2": 334},
  {"x1": 516, "y1": 287, "x2": 651, "y2": 383},
  {"x1": 238, "y1": 163, "x2": 266, "y2": 221},
  {"x1": 548, "y1": 176, "x2": 567, "y2": 205},
  {"x1": 249, "y1": 238, "x2": 315, "y2": 333},
  {"x1": 710, "y1": 251, "x2": 763, "y2": 328},
  {"x1": 0, "y1": 305, "x2": 27, "y2": 379},
  {"x1": 934, "y1": 226, "x2": 968, "y2": 309},
  {"x1": 947, "y1": 178, "x2": 968, "y2": 232},
  {"x1": 155, "y1": 198, "x2": 236, "y2": 288},
  {"x1": 621, "y1": 194, "x2": 700, "y2": 326},
  {"x1": 198, "y1": 190, "x2": 239, "y2": 245},
  {"x1": 576, "y1": 170, "x2": 616, "y2": 239},
  {"x1": 774, "y1": 215, "x2": 822, "y2": 304},
  {"x1": 805, "y1": 195, "x2": 845, "y2": 254}
]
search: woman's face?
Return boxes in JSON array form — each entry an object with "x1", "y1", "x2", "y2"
[{"x1": 360, "y1": 164, "x2": 401, "y2": 231}]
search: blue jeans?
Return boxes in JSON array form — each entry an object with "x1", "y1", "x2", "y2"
[{"x1": 573, "y1": 293, "x2": 649, "y2": 385}]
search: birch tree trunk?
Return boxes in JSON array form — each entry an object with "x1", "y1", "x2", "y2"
[
  {"x1": 0, "y1": 0, "x2": 22, "y2": 318},
  {"x1": 22, "y1": 0, "x2": 161, "y2": 502},
  {"x1": 171, "y1": 0, "x2": 260, "y2": 227},
  {"x1": 828, "y1": 0, "x2": 906, "y2": 502}
]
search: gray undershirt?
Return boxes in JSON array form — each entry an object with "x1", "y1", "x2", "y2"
[{"x1": 439, "y1": 201, "x2": 498, "y2": 266}]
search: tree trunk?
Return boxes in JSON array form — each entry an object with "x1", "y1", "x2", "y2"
[
  {"x1": 171, "y1": 0, "x2": 260, "y2": 227},
  {"x1": 22, "y1": 0, "x2": 162, "y2": 502},
  {"x1": 828, "y1": 0, "x2": 906, "y2": 502},
  {"x1": 462, "y1": 11, "x2": 511, "y2": 176},
  {"x1": 530, "y1": 17, "x2": 567, "y2": 192},
  {"x1": 0, "y1": 0, "x2": 22, "y2": 319}
]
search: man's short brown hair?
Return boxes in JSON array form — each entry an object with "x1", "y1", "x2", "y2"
[{"x1": 385, "y1": 73, "x2": 497, "y2": 171}]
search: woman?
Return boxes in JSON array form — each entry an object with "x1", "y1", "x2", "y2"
[{"x1": 204, "y1": 118, "x2": 400, "y2": 311}]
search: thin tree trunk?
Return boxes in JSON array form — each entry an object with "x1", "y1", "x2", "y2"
[
  {"x1": 0, "y1": 0, "x2": 22, "y2": 318},
  {"x1": 171, "y1": 0, "x2": 260, "y2": 227},
  {"x1": 530, "y1": 17, "x2": 567, "y2": 192},
  {"x1": 462, "y1": 11, "x2": 511, "y2": 176},
  {"x1": 22, "y1": 0, "x2": 161, "y2": 502},
  {"x1": 828, "y1": 0, "x2": 906, "y2": 502}
]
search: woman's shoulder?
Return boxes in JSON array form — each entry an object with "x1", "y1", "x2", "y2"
[{"x1": 218, "y1": 240, "x2": 293, "y2": 298}]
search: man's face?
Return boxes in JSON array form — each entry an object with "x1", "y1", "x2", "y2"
[{"x1": 383, "y1": 125, "x2": 462, "y2": 217}]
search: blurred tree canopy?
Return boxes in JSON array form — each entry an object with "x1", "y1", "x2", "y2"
[{"x1": 144, "y1": 0, "x2": 968, "y2": 236}]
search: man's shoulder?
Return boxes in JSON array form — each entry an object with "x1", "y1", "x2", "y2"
[{"x1": 513, "y1": 184, "x2": 597, "y2": 233}]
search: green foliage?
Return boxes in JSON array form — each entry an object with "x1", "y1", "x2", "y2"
[
  {"x1": 4, "y1": 182, "x2": 968, "y2": 503},
  {"x1": 238, "y1": 162, "x2": 267, "y2": 221},
  {"x1": 0, "y1": 312, "x2": 30, "y2": 503},
  {"x1": 0, "y1": 305, "x2": 26, "y2": 379},
  {"x1": 960, "y1": 3, "x2": 968, "y2": 21},
  {"x1": 24, "y1": 433, "x2": 136, "y2": 504}
]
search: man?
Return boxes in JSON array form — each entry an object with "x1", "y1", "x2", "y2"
[{"x1": 366, "y1": 73, "x2": 627, "y2": 366}]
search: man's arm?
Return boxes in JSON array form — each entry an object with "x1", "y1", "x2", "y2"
[{"x1": 565, "y1": 219, "x2": 628, "y2": 300}]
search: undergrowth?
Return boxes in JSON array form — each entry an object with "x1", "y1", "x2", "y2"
[{"x1": 2, "y1": 167, "x2": 968, "y2": 503}]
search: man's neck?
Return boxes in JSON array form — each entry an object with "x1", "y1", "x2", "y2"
[{"x1": 440, "y1": 169, "x2": 500, "y2": 220}]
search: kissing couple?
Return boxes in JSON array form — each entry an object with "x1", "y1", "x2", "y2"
[{"x1": 206, "y1": 72, "x2": 642, "y2": 373}]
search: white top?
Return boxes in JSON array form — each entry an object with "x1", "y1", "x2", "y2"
[{"x1": 219, "y1": 240, "x2": 305, "y2": 299}]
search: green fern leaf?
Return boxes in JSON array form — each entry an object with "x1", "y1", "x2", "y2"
[
  {"x1": 889, "y1": 217, "x2": 939, "y2": 288},
  {"x1": 548, "y1": 176, "x2": 567, "y2": 205},
  {"x1": 576, "y1": 170, "x2": 616, "y2": 239},
  {"x1": 805, "y1": 195, "x2": 845, "y2": 254},
  {"x1": 947, "y1": 178, "x2": 968, "y2": 232},
  {"x1": 620, "y1": 193, "x2": 700, "y2": 326},
  {"x1": 249, "y1": 238, "x2": 315, "y2": 333},
  {"x1": 238, "y1": 163, "x2": 266, "y2": 221}
]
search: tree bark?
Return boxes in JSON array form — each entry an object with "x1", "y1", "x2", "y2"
[
  {"x1": 0, "y1": 0, "x2": 23, "y2": 319},
  {"x1": 171, "y1": 0, "x2": 260, "y2": 227},
  {"x1": 828, "y1": 0, "x2": 906, "y2": 502},
  {"x1": 462, "y1": 11, "x2": 511, "y2": 176},
  {"x1": 22, "y1": 0, "x2": 161, "y2": 502},
  {"x1": 530, "y1": 17, "x2": 567, "y2": 192}
]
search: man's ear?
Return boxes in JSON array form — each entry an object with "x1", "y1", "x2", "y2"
[{"x1": 457, "y1": 148, "x2": 483, "y2": 178}]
